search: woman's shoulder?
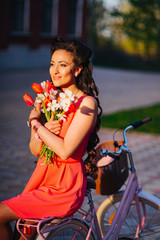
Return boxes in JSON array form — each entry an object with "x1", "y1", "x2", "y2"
[{"x1": 78, "y1": 94, "x2": 98, "y2": 109}]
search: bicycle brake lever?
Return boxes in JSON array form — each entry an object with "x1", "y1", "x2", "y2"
[
  {"x1": 101, "y1": 149, "x2": 118, "y2": 159},
  {"x1": 101, "y1": 149, "x2": 108, "y2": 156}
]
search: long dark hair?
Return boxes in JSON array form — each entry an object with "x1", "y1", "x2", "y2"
[{"x1": 51, "y1": 36, "x2": 102, "y2": 179}]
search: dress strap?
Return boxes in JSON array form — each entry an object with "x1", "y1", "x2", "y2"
[{"x1": 75, "y1": 94, "x2": 88, "y2": 109}]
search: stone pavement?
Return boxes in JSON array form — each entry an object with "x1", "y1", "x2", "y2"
[{"x1": 0, "y1": 67, "x2": 160, "y2": 209}]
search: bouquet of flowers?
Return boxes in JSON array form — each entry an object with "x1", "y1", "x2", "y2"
[{"x1": 23, "y1": 80, "x2": 76, "y2": 164}]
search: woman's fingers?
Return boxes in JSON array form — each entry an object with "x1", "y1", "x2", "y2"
[
  {"x1": 53, "y1": 128, "x2": 61, "y2": 135},
  {"x1": 44, "y1": 121, "x2": 61, "y2": 135},
  {"x1": 33, "y1": 102, "x2": 41, "y2": 112},
  {"x1": 49, "y1": 125, "x2": 61, "y2": 135},
  {"x1": 36, "y1": 103, "x2": 41, "y2": 111},
  {"x1": 29, "y1": 106, "x2": 41, "y2": 120},
  {"x1": 44, "y1": 113, "x2": 61, "y2": 135},
  {"x1": 45, "y1": 121, "x2": 60, "y2": 129},
  {"x1": 50, "y1": 113, "x2": 55, "y2": 121}
]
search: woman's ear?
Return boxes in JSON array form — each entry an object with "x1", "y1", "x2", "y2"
[{"x1": 74, "y1": 66, "x2": 83, "y2": 77}]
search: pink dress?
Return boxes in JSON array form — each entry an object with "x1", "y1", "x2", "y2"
[{"x1": 3, "y1": 95, "x2": 92, "y2": 219}]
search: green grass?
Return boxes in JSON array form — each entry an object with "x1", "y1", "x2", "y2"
[{"x1": 101, "y1": 103, "x2": 160, "y2": 134}]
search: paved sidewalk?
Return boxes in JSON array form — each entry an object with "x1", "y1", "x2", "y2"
[{"x1": 0, "y1": 67, "x2": 160, "y2": 206}]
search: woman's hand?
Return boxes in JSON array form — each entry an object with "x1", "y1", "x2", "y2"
[
  {"x1": 36, "y1": 96, "x2": 98, "y2": 160},
  {"x1": 44, "y1": 113, "x2": 61, "y2": 135},
  {"x1": 29, "y1": 103, "x2": 41, "y2": 121},
  {"x1": 29, "y1": 104, "x2": 42, "y2": 156}
]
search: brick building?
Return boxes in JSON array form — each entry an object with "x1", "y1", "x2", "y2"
[{"x1": 0, "y1": 0, "x2": 90, "y2": 70}]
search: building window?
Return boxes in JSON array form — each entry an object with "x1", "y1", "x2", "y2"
[
  {"x1": 67, "y1": 0, "x2": 84, "y2": 38},
  {"x1": 10, "y1": 0, "x2": 30, "y2": 34},
  {"x1": 41, "y1": 0, "x2": 52, "y2": 33},
  {"x1": 67, "y1": 0, "x2": 77, "y2": 36},
  {"x1": 75, "y1": 0, "x2": 84, "y2": 38},
  {"x1": 41, "y1": 0, "x2": 58, "y2": 36}
]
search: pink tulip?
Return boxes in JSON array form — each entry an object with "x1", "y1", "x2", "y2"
[
  {"x1": 32, "y1": 83, "x2": 43, "y2": 94},
  {"x1": 23, "y1": 93, "x2": 34, "y2": 106}
]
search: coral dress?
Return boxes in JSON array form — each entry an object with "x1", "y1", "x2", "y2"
[{"x1": 3, "y1": 95, "x2": 92, "y2": 219}]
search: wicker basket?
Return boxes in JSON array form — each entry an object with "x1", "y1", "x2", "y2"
[{"x1": 95, "y1": 141, "x2": 129, "y2": 195}]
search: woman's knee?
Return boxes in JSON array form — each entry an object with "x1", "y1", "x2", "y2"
[{"x1": 0, "y1": 202, "x2": 19, "y2": 224}]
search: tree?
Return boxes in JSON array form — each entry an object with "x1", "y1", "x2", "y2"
[
  {"x1": 88, "y1": 0, "x2": 107, "y2": 47},
  {"x1": 111, "y1": 0, "x2": 160, "y2": 60}
]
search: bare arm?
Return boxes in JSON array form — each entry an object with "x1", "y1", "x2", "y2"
[
  {"x1": 29, "y1": 106, "x2": 61, "y2": 156},
  {"x1": 31, "y1": 96, "x2": 98, "y2": 160},
  {"x1": 29, "y1": 127, "x2": 43, "y2": 156}
]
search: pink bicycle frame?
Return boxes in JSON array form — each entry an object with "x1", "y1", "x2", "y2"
[{"x1": 103, "y1": 171, "x2": 142, "y2": 240}]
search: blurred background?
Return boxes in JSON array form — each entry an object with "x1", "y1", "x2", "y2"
[
  {"x1": 0, "y1": 0, "x2": 160, "y2": 71},
  {"x1": 0, "y1": 0, "x2": 160, "y2": 202}
]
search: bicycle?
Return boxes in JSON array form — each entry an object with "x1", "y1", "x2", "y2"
[{"x1": 16, "y1": 117, "x2": 160, "y2": 240}]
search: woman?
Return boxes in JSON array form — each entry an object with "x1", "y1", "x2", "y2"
[{"x1": 0, "y1": 36, "x2": 102, "y2": 239}]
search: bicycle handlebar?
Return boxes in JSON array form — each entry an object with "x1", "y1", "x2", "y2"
[
  {"x1": 130, "y1": 117, "x2": 152, "y2": 129},
  {"x1": 102, "y1": 117, "x2": 152, "y2": 157}
]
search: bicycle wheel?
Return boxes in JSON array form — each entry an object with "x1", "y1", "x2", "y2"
[
  {"x1": 44, "y1": 218, "x2": 96, "y2": 240},
  {"x1": 97, "y1": 192, "x2": 160, "y2": 240}
]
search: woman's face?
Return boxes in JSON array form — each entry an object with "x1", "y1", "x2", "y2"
[{"x1": 49, "y1": 49, "x2": 77, "y2": 89}]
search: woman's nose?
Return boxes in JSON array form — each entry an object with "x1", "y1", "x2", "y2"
[{"x1": 54, "y1": 65, "x2": 59, "y2": 74}]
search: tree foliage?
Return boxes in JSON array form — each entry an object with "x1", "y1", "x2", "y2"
[
  {"x1": 111, "y1": 0, "x2": 160, "y2": 59},
  {"x1": 88, "y1": 0, "x2": 107, "y2": 47}
]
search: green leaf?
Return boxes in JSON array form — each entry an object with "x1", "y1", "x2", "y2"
[{"x1": 41, "y1": 101, "x2": 50, "y2": 121}]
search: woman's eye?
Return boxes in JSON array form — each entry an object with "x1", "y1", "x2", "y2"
[{"x1": 60, "y1": 64, "x2": 67, "y2": 67}]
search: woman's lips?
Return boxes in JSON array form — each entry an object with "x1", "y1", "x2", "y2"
[{"x1": 53, "y1": 76, "x2": 61, "y2": 81}]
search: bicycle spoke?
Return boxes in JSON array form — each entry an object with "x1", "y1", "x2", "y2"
[{"x1": 97, "y1": 193, "x2": 160, "y2": 240}]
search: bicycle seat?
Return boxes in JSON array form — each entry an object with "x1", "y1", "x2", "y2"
[{"x1": 86, "y1": 176, "x2": 96, "y2": 190}]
